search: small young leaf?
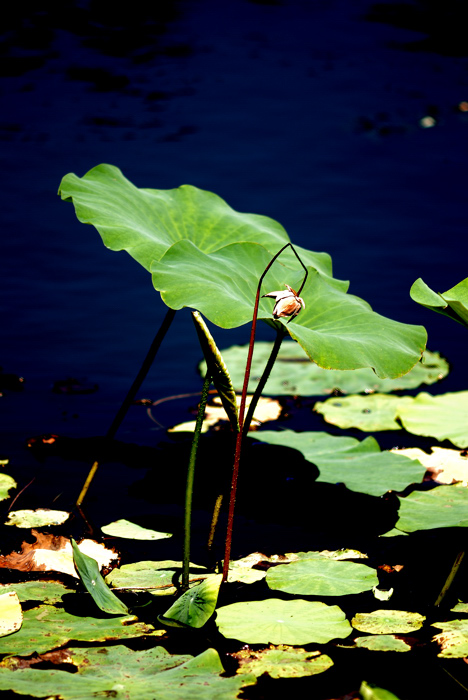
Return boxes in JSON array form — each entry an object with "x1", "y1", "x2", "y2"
[
  {"x1": 159, "y1": 575, "x2": 222, "y2": 628},
  {"x1": 71, "y1": 539, "x2": 128, "y2": 616}
]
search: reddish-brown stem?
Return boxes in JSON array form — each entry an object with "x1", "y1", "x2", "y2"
[{"x1": 222, "y1": 243, "x2": 308, "y2": 581}]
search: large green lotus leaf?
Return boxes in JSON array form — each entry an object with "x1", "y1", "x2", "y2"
[
  {"x1": 314, "y1": 394, "x2": 409, "y2": 431},
  {"x1": 205, "y1": 343, "x2": 447, "y2": 396},
  {"x1": 410, "y1": 277, "x2": 468, "y2": 328},
  {"x1": 159, "y1": 575, "x2": 222, "y2": 629},
  {"x1": 0, "y1": 581, "x2": 75, "y2": 604},
  {"x1": 0, "y1": 645, "x2": 255, "y2": 699},
  {"x1": 396, "y1": 484, "x2": 468, "y2": 532},
  {"x1": 216, "y1": 599, "x2": 352, "y2": 645},
  {"x1": 397, "y1": 391, "x2": 468, "y2": 448},
  {"x1": 234, "y1": 646, "x2": 333, "y2": 678},
  {"x1": 351, "y1": 610, "x2": 425, "y2": 634},
  {"x1": 152, "y1": 242, "x2": 426, "y2": 379},
  {"x1": 432, "y1": 619, "x2": 468, "y2": 657},
  {"x1": 0, "y1": 605, "x2": 159, "y2": 657},
  {"x1": 266, "y1": 559, "x2": 378, "y2": 596},
  {"x1": 354, "y1": 635, "x2": 411, "y2": 652},
  {"x1": 0, "y1": 474, "x2": 16, "y2": 501},
  {"x1": 251, "y1": 431, "x2": 425, "y2": 496}
]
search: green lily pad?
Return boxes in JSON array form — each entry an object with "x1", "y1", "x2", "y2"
[
  {"x1": 354, "y1": 635, "x2": 411, "y2": 652},
  {"x1": 0, "y1": 645, "x2": 255, "y2": 699},
  {"x1": 266, "y1": 559, "x2": 378, "y2": 596},
  {"x1": 396, "y1": 484, "x2": 468, "y2": 532},
  {"x1": 159, "y1": 575, "x2": 222, "y2": 629},
  {"x1": 5, "y1": 509, "x2": 69, "y2": 528},
  {"x1": 71, "y1": 539, "x2": 128, "y2": 616},
  {"x1": 451, "y1": 602, "x2": 468, "y2": 613},
  {"x1": 432, "y1": 618, "x2": 468, "y2": 657},
  {"x1": 410, "y1": 277, "x2": 468, "y2": 328},
  {"x1": 314, "y1": 394, "x2": 407, "y2": 431},
  {"x1": 234, "y1": 646, "x2": 333, "y2": 678},
  {"x1": 0, "y1": 474, "x2": 16, "y2": 501},
  {"x1": 205, "y1": 343, "x2": 447, "y2": 396},
  {"x1": 251, "y1": 431, "x2": 425, "y2": 496},
  {"x1": 0, "y1": 592, "x2": 22, "y2": 638},
  {"x1": 101, "y1": 519, "x2": 172, "y2": 541},
  {"x1": 152, "y1": 243, "x2": 426, "y2": 379},
  {"x1": 0, "y1": 605, "x2": 159, "y2": 657},
  {"x1": 360, "y1": 680, "x2": 402, "y2": 700},
  {"x1": 216, "y1": 599, "x2": 352, "y2": 645},
  {"x1": 106, "y1": 560, "x2": 210, "y2": 597},
  {"x1": 397, "y1": 391, "x2": 468, "y2": 448},
  {"x1": 0, "y1": 581, "x2": 75, "y2": 604},
  {"x1": 351, "y1": 610, "x2": 425, "y2": 634}
]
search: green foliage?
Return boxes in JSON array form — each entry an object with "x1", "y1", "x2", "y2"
[
  {"x1": 5, "y1": 509, "x2": 69, "y2": 528},
  {"x1": 396, "y1": 484, "x2": 468, "y2": 532},
  {"x1": 0, "y1": 474, "x2": 16, "y2": 502},
  {"x1": 351, "y1": 610, "x2": 425, "y2": 634},
  {"x1": 206, "y1": 344, "x2": 447, "y2": 396},
  {"x1": 411, "y1": 277, "x2": 468, "y2": 328},
  {"x1": 0, "y1": 581, "x2": 75, "y2": 604},
  {"x1": 0, "y1": 645, "x2": 255, "y2": 699},
  {"x1": 0, "y1": 592, "x2": 22, "y2": 638},
  {"x1": 71, "y1": 539, "x2": 129, "y2": 615},
  {"x1": 159, "y1": 575, "x2": 222, "y2": 629},
  {"x1": 101, "y1": 519, "x2": 172, "y2": 540},
  {"x1": 105, "y1": 560, "x2": 210, "y2": 597},
  {"x1": 432, "y1": 619, "x2": 468, "y2": 657},
  {"x1": 234, "y1": 646, "x2": 334, "y2": 678},
  {"x1": 360, "y1": 681, "x2": 402, "y2": 700},
  {"x1": 251, "y1": 430, "x2": 426, "y2": 496},
  {"x1": 216, "y1": 599, "x2": 352, "y2": 645},
  {"x1": 354, "y1": 635, "x2": 411, "y2": 652},
  {"x1": 266, "y1": 558, "x2": 379, "y2": 596}
]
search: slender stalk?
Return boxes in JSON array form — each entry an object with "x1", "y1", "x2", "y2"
[
  {"x1": 182, "y1": 372, "x2": 212, "y2": 592},
  {"x1": 435, "y1": 549, "x2": 465, "y2": 606},
  {"x1": 242, "y1": 326, "x2": 287, "y2": 439},
  {"x1": 207, "y1": 494, "x2": 224, "y2": 563},
  {"x1": 222, "y1": 243, "x2": 308, "y2": 582},
  {"x1": 76, "y1": 307, "x2": 177, "y2": 507}
]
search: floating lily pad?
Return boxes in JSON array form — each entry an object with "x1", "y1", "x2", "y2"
[
  {"x1": 0, "y1": 581, "x2": 75, "y2": 604},
  {"x1": 351, "y1": 610, "x2": 425, "y2": 634},
  {"x1": 0, "y1": 592, "x2": 22, "y2": 638},
  {"x1": 451, "y1": 602, "x2": 468, "y2": 613},
  {"x1": 216, "y1": 599, "x2": 352, "y2": 645},
  {"x1": 169, "y1": 396, "x2": 282, "y2": 433},
  {"x1": 0, "y1": 605, "x2": 160, "y2": 657},
  {"x1": 396, "y1": 484, "x2": 468, "y2": 532},
  {"x1": 411, "y1": 277, "x2": 468, "y2": 328},
  {"x1": 314, "y1": 394, "x2": 407, "y2": 431},
  {"x1": 204, "y1": 343, "x2": 447, "y2": 396},
  {"x1": 106, "y1": 560, "x2": 210, "y2": 596},
  {"x1": 266, "y1": 559, "x2": 378, "y2": 596},
  {"x1": 0, "y1": 474, "x2": 16, "y2": 501},
  {"x1": 233, "y1": 646, "x2": 333, "y2": 678},
  {"x1": 391, "y1": 446, "x2": 468, "y2": 485},
  {"x1": 251, "y1": 431, "x2": 425, "y2": 496},
  {"x1": 101, "y1": 519, "x2": 172, "y2": 541},
  {"x1": 285, "y1": 549, "x2": 368, "y2": 561},
  {"x1": 5, "y1": 509, "x2": 69, "y2": 528},
  {"x1": 432, "y1": 618, "x2": 468, "y2": 657},
  {"x1": 354, "y1": 635, "x2": 411, "y2": 652},
  {"x1": 0, "y1": 644, "x2": 255, "y2": 699},
  {"x1": 159, "y1": 576, "x2": 222, "y2": 629}
]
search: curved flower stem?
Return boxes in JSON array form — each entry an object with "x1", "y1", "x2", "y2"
[
  {"x1": 76, "y1": 307, "x2": 177, "y2": 507},
  {"x1": 222, "y1": 243, "x2": 308, "y2": 582},
  {"x1": 242, "y1": 325, "x2": 287, "y2": 439},
  {"x1": 182, "y1": 371, "x2": 212, "y2": 592},
  {"x1": 435, "y1": 549, "x2": 465, "y2": 607}
]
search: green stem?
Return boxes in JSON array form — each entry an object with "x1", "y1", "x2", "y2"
[
  {"x1": 182, "y1": 372, "x2": 212, "y2": 592},
  {"x1": 435, "y1": 549, "x2": 465, "y2": 606},
  {"x1": 76, "y1": 307, "x2": 177, "y2": 507},
  {"x1": 242, "y1": 326, "x2": 287, "y2": 439},
  {"x1": 207, "y1": 494, "x2": 224, "y2": 565}
]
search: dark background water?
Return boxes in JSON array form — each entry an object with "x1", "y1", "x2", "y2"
[{"x1": 1, "y1": 1, "x2": 468, "y2": 527}]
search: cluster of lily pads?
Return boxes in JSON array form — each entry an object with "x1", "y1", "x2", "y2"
[{"x1": 1, "y1": 165, "x2": 468, "y2": 699}]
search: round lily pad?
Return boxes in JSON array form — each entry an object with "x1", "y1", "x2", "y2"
[
  {"x1": 216, "y1": 599, "x2": 352, "y2": 645},
  {"x1": 5, "y1": 509, "x2": 70, "y2": 528},
  {"x1": 101, "y1": 519, "x2": 172, "y2": 541},
  {"x1": 234, "y1": 646, "x2": 333, "y2": 678},
  {"x1": 354, "y1": 635, "x2": 411, "y2": 652},
  {"x1": 266, "y1": 559, "x2": 378, "y2": 596},
  {"x1": 314, "y1": 394, "x2": 405, "y2": 431},
  {"x1": 396, "y1": 484, "x2": 468, "y2": 532},
  {"x1": 351, "y1": 609, "x2": 425, "y2": 634}
]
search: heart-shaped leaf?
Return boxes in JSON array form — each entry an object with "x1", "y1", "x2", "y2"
[{"x1": 266, "y1": 558, "x2": 378, "y2": 596}]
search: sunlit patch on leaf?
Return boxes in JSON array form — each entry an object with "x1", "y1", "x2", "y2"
[
  {"x1": 0, "y1": 474, "x2": 16, "y2": 502},
  {"x1": 101, "y1": 519, "x2": 172, "y2": 541},
  {"x1": 0, "y1": 530, "x2": 118, "y2": 577},
  {"x1": 169, "y1": 395, "x2": 282, "y2": 433},
  {"x1": 0, "y1": 592, "x2": 22, "y2": 638},
  {"x1": 373, "y1": 587, "x2": 394, "y2": 601},
  {"x1": 391, "y1": 446, "x2": 468, "y2": 485},
  {"x1": 5, "y1": 509, "x2": 70, "y2": 528},
  {"x1": 354, "y1": 635, "x2": 411, "y2": 652},
  {"x1": 432, "y1": 619, "x2": 468, "y2": 657},
  {"x1": 232, "y1": 645, "x2": 333, "y2": 678},
  {"x1": 216, "y1": 599, "x2": 352, "y2": 645},
  {"x1": 451, "y1": 602, "x2": 468, "y2": 613},
  {"x1": 266, "y1": 558, "x2": 378, "y2": 596},
  {"x1": 351, "y1": 610, "x2": 425, "y2": 634}
]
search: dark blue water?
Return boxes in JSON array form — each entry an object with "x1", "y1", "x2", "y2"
[{"x1": 2, "y1": 1, "x2": 468, "y2": 506}]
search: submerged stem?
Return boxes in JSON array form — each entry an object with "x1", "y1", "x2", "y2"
[
  {"x1": 182, "y1": 372, "x2": 212, "y2": 592},
  {"x1": 76, "y1": 307, "x2": 177, "y2": 507}
]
